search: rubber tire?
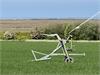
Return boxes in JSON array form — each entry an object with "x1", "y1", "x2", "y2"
[{"x1": 64, "y1": 57, "x2": 73, "y2": 63}]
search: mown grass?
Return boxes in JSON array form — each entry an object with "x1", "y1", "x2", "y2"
[{"x1": 0, "y1": 41, "x2": 100, "y2": 75}]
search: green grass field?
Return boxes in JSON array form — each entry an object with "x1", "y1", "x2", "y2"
[{"x1": 0, "y1": 41, "x2": 100, "y2": 75}]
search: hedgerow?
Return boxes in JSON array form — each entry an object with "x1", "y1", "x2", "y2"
[{"x1": 0, "y1": 22, "x2": 99, "y2": 40}]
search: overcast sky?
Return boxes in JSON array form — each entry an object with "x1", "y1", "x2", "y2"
[{"x1": 0, "y1": 0, "x2": 100, "y2": 19}]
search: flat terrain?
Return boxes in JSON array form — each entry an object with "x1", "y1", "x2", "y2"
[
  {"x1": 0, "y1": 41, "x2": 100, "y2": 75},
  {"x1": 0, "y1": 19, "x2": 99, "y2": 31}
]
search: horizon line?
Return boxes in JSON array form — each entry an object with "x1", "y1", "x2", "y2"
[{"x1": 0, "y1": 17, "x2": 100, "y2": 20}]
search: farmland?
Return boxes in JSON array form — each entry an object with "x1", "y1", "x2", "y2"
[
  {"x1": 0, "y1": 19, "x2": 100, "y2": 75},
  {"x1": 0, "y1": 19, "x2": 99, "y2": 31},
  {"x1": 0, "y1": 41, "x2": 100, "y2": 75},
  {"x1": 0, "y1": 19, "x2": 100, "y2": 40}
]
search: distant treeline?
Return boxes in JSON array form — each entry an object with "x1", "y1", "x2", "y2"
[{"x1": 0, "y1": 22, "x2": 100, "y2": 40}]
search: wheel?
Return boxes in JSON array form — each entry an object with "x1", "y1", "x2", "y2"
[{"x1": 64, "y1": 56, "x2": 73, "y2": 63}]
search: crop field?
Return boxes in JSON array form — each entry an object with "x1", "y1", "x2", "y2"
[{"x1": 0, "y1": 41, "x2": 100, "y2": 75}]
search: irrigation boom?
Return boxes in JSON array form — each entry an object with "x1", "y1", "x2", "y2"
[
  {"x1": 68, "y1": 11, "x2": 100, "y2": 35},
  {"x1": 31, "y1": 11, "x2": 100, "y2": 62}
]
